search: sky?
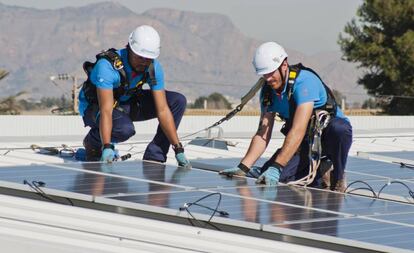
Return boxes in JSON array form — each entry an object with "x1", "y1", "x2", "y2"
[{"x1": 0, "y1": 0, "x2": 362, "y2": 55}]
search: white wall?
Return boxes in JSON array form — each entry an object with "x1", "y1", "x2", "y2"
[{"x1": 0, "y1": 115, "x2": 413, "y2": 137}]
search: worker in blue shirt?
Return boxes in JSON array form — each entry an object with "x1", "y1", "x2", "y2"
[
  {"x1": 220, "y1": 42, "x2": 352, "y2": 192},
  {"x1": 78, "y1": 25, "x2": 191, "y2": 168}
]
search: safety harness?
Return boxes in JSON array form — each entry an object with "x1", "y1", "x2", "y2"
[
  {"x1": 81, "y1": 48, "x2": 152, "y2": 106},
  {"x1": 268, "y1": 63, "x2": 338, "y2": 186}
]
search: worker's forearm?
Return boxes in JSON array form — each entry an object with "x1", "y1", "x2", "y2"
[
  {"x1": 242, "y1": 112, "x2": 274, "y2": 168},
  {"x1": 99, "y1": 110, "x2": 112, "y2": 145},
  {"x1": 158, "y1": 109, "x2": 179, "y2": 145},
  {"x1": 241, "y1": 134, "x2": 268, "y2": 167},
  {"x1": 275, "y1": 128, "x2": 305, "y2": 166}
]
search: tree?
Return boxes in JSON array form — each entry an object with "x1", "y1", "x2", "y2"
[
  {"x1": 190, "y1": 93, "x2": 232, "y2": 109},
  {"x1": 0, "y1": 91, "x2": 27, "y2": 115},
  {"x1": 338, "y1": 0, "x2": 414, "y2": 115},
  {"x1": 191, "y1": 96, "x2": 208, "y2": 109},
  {"x1": 207, "y1": 92, "x2": 232, "y2": 109},
  {"x1": 362, "y1": 98, "x2": 378, "y2": 109}
]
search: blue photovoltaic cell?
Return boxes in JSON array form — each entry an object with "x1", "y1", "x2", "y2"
[
  {"x1": 0, "y1": 163, "x2": 186, "y2": 196},
  {"x1": 109, "y1": 190, "x2": 341, "y2": 224},
  {"x1": 191, "y1": 156, "x2": 414, "y2": 199},
  {"x1": 275, "y1": 217, "x2": 414, "y2": 251},
  {"x1": 371, "y1": 151, "x2": 414, "y2": 161},
  {"x1": 346, "y1": 157, "x2": 414, "y2": 180},
  {"x1": 193, "y1": 156, "x2": 414, "y2": 180},
  {"x1": 368, "y1": 212, "x2": 414, "y2": 226},
  {"x1": 1, "y1": 159, "x2": 414, "y2": 252},
  {"x1": 37, "y1": 161, "x2": 259, "y2": 189},
  {"x1": 216, "y1": 185, "x2": 414, "y2": 216}
]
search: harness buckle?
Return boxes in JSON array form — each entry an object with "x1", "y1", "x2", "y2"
[{"x1": 113, "y1": 58, "x2": 124, "y2": 70}]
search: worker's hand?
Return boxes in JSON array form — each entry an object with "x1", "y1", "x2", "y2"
[
  {"x1": 175, "y1": 152, "x2": 191, "y2": 169},
  {"x1": 219, "y1": 163, "x2": 250, "y2": 177},
  {"x1": 246, "y1": 166, "x2": 261, "y2": 178},
  {"x1": 101, "y1": 148, "x2": 115, "y2": 163},
  {"x1": 173, "y1": 143, "x2": 191, "y2": 169},
  {"x1": 256, "y1": 163, "x2": 282, "y2": 186},
  {"x1": 219, "y1": 166, "x2": 246, "y2": 177}
]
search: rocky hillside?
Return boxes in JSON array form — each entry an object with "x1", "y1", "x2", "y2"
[{"x1": 0, "y1": 2, "x2": 366, "y2": 103}]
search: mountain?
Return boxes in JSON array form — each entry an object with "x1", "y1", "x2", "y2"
[{"x1": 0, "y1": 2, "x2": 366, "y2": 104}]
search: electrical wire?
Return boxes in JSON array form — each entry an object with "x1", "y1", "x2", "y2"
[
  {"x1": 378, "y1": 181, "x2": 414, "y2": 199},
  {"x1": 345, "y1": 180, "x2": 414, "y2": 201},
  {"x1": 344, "y1": 180, "x2": 377, "y2": 198},
  {"x1": 23, "y1": 180, "x2": 74, "y2": 206},
  {"x1": 395, "y1": 162, "x2": 414, "y2": 169},
  {"x1": 179, "y1": 192, "x2": 228, "y2": 230}
]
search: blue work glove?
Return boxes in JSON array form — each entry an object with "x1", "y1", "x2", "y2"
[
  {"x1": 100, "y1": 144, "x2": 115, "y2": 163},
  {"x1": 256, "y1": 162, "x2": 282, "y2": 186},
  {"x1": 176, "y1": 152, "x2": 191, "y2": 168},
  {"x1": 219, "y1": 162, "x2": 250, "y2": 177},
  {"x1": 173, "y1": 143, "x2": 191, "y2": 169},
  {"x1": 246, "y1": 165, "x2": 262, "y2": 178}
]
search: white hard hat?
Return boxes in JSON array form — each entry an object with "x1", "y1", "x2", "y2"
[
  {"x1": 128, "y1": 25, "x2": 160, "y2": 59},
  {"x1": 253, "y1": 42, "x2": 288, "y2": 75}
]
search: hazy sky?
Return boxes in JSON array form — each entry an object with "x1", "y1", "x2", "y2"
[{"x1": 0, "y1": 0, "x2": 362, "y2": 54}]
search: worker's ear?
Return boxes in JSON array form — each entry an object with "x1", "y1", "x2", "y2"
[{"x1": 281, "y1": 59, "x2": 288, "y2": 68}]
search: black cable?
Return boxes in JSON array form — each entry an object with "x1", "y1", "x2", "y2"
[
  {"x1": 179, "y1": 192, "x2": 227, "y2": 230},
  {"x1": 378, "y1": 180, "x2": 414, "y2": 200},
  {"x1": 189, "y1": 202, "x2": 229, "y2": 217},
  {"x1": 398, "y1": 162, "x2": 414, "y2": 169},
  {"x1": 33, "y1": 181, "x2": 74, "y2": 206},
  {"x1": 23, "y1": 180, "x2": 74, "y2": 206},
  {"x1": 345, "y1": 180, "x2": 377, "y2": 198},
  {"x1": 346, "y1": 179, "x2": 414, "y2": 201}
]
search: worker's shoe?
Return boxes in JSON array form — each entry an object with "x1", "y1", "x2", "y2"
[
  {"x1": 333, "y1": 177, "x2": 347, "y2": 193},
  {"x1": 83, "y1": 139, "x2": 101, "y2": 161},
  {"x1": 321, "y1": 168, "x2": 333, "y2": 190},
  {"x1": 319, "y1": 159, "x2": 333, "y2": 190}
]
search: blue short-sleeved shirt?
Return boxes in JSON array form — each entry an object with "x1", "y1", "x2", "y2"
[
  {"x1": 260, "y1": 68, "x2": 347, "y2": 120},
  {"x1": 78, "y1": 48, "x2": 165, "y2": 116}
]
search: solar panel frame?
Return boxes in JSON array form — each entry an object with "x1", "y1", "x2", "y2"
[{"x1": 1, "y1": 159, "x2": 414, "y2": 252}]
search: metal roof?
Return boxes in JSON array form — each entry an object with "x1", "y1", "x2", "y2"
[{"x1": 0, "y1": 115, "x2": 414, "y2": 253}]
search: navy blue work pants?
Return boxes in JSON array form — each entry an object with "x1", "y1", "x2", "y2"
[
  {"x1": 82, "y1": 90, "x2": 187, "y2": 162},
  {"x1": 262, "y1": 117, "x2": 352, "y2": 184}
]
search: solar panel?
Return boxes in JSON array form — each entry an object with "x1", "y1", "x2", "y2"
[
  {"x1": 270, "y1": 217, "x2": 414, "y2": 250},
  {"x1": 0, "y1": 159, "x2": 414, "y2": 252},
  {"x1": 108, "y1": 190, "x2": 341, "y2": 224},
  {"x1": 347, "y1": 157, "x2": 414, "y2": 180},
  {"x1": 370, "y1": 151, "x2": 414, "y2": 161},
  {"x1": 0, "y1": 163, "x2": 187, "y2": 196},
  {"x1": 192, "y1": 156, "x2": 414, "y2": 202},
  {"x1": 357, "y1": 151, "x2": 414, "y2": 170},
  {"x1": 190, "y1": 157, "x2": 270, "y2": 172},
  {"x1": 215, "y1": 185, "x2": 414, "y2": 216}
]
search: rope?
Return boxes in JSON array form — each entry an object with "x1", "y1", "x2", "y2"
[
  {"x1": 287, "y1": 110, "x2": 331, "y2": 186},
  {"x1": 179, "y1": 78, "x2": 265, "y2": 140}
]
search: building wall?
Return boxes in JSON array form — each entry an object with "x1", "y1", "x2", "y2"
[{"x1": 0, "y1": 115, "x2": 413, "y2": 137}]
